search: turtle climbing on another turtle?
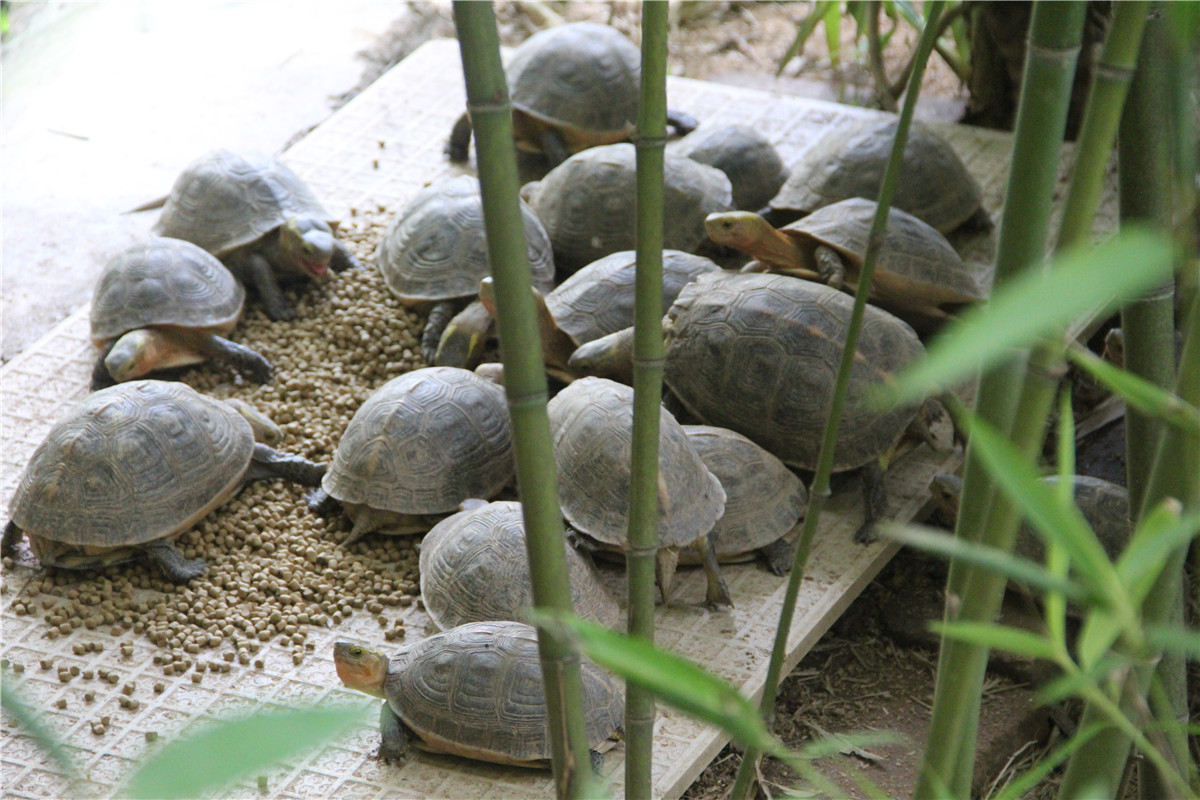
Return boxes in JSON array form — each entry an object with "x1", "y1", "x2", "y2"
[
  {"x1": 89, "y1": 237, "x2": 273, "y2": 390},
  {"x1": 1, "y1": 380, "x2": 324, "y2": 583},
  {"x1": 154, "y1": 149, "x2": 358, "y2": 321},
  {"x1": 669, "y1": 124, "x2": 789, "y2": 211},
  {"x1": 334, "y1": 621, "x2": 624, "y2": 767}
]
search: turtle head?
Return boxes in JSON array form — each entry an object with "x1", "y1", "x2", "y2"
[
  {"x1": 334, "y1": 641, "x2": 390, "y2": 698},
  {"x1": 478, "y1": 276, "x2": 576, "y2": 377},
  {"x1": 280, "y1": 217, "x2": 335, "y2": 281},
  {"x1": 704, "y1": 211, "x2": 774, "y2": 252},
  {"x1": 224, "y1": 398, "x2": 284, "y2": 446},
  {"x1": 104, "y1": 329, "x2": 166, "y2": 382},
  {"x1": 928, "y1": 473, "x2": 963, "y2": 522}
]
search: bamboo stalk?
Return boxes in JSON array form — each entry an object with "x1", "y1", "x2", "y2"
[
  {"x1": 450, "y1": 5, "x2": 597, "y2": 797},
  {"x1": 625, "y1": 3, "x2": 669, "y2": 798}
]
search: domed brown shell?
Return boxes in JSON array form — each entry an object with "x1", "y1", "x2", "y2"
[
  {"x1": 154, "y1": 149, "x2": 336, "y2": 256},
  {"x1": 376, "y1": 175, "x2": 555, "y2": 304},
  {"x1": 385, "y1": 620, "x2": 624, "y2": 764},
  {"x1": 90, "y1": 237, "x2": 244, "y2": 342},
  {"x1": 322, "y1": 367, "x2": 513, "y2": 515},
  {"x1": 670, "y1": 124, "x2": 788, "y2": 211},
  {"x1": 419, "y1": 500, "x2": 619, "y2": 631}
]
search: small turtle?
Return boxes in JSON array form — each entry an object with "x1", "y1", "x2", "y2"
[
  {"x1": 447, "y1": 22, "x2": 696, "y2": 167},
  {"x1": 681, "y1": 425, "x2": 808, "y2": 574},
  {"x1": 568, "y1": 272, "x2": 934, "y2": 543},
  {"x1": 154, "y1": 149, "x2": 358, "y2": 321},
  {"x1": 547, "y1": 376, "x2": 731, "y2": 607},
  {"x1": 669, "y1": 124, "x2": 789, "y2": 211},
  {"x1": 419, "y1": 500, "x2": 620, "y2": 630},
  {"x1": 309, "y1": 367, "x2": 514, "y2": 545},
  {"x1": 706, "y1": 198, "x2": 988, "y2": 333},
  {"x1": 89, "y1": 237, "x2": 273, "y2": 390},
  {"x1": 376, "y1": 175, "x2": 555, "y2": 366},
  {"x1": 770, "y1": 118, "x2": 989, "y2": 234},
  {"x1": 334, "y1": 621, "x2": 624, "y2": 767},
  {"x1": 524, "y1": 143, "x2": 732, "y2": 274},
  {"x1": 1, "y1": 380, "x2": 324, "y2": 583}
]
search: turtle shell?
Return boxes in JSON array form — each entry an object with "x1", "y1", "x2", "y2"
[
  {"x1": 419, "y1": 500, "x2": 620, "y2": 631},
  {"x1": 547, "y1": 376, "x2": 725, "y2": 549},
  {"x1": 90, "y1": 238, "x2": 244, "y2": 342},
  {"x1": 385, "y1": 620, "x2": 623, "y2": 765},
  {"x1": 663, "y1": 272, "x2": 924, "y2": 471},
  {"x1": 377, "y1": 175, "x2": 555, "y2": 304},
  {"x1": 772, "y1": 118, "x2": 983, "y2": 234},
  {"x1": 670, "y1": 124, "x2": 789, "y2": 211},
  {"x1": 682, "y1": 425, "x2": 807, "y2": 559},
  {"x1": 322, "y1": 367, "x2": 513, "y2": 515},
  {"x1": 526, "y1": 143, "x2": 732, "y2": 273},
  {"x1": 545, "y1": 249, "x2": 722, "y2": 347},
  {"x1": 9, "y1": 381, "x2": 255, "y2": 555},
  {"x1": 154, "y1": 149, "x2": 335, "y2": 256}
]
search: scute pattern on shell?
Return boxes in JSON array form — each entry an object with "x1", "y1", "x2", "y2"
[
  {"x1": 154, "y1": 149, "x2": 334, "y2": 255},
  {"x1": 547, "y1": 377, "x2": 725, "y2": 548},
  {"x1": 11, "y1": 381, "x2": 254, "y2": 548},
  {"x1": 670, "y1": 124, "x2": 788, "y2": 211},
  {"x1": 386, "y1": 621, "x2": 624, "y2": 763},
  {"x1": 376, "y1": 175, "x2": 555, "y2": 303},
  {"x1": 419, "y1": 501, "x2": 619, "y2": 631},
  {"x1": 663, "y1": 272, "x2": 924, "y2": 471},
  {"x1": 322, "y1": 367, "x2": 513, "y2": 515},
  {"x1": 90, "y1": 238, "x2": 245, "y2": 340}
]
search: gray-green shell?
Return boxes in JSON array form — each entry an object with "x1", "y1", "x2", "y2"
[
  {"x1": 385, "y1": 620, "x2": 624, "y2": 762},
  {"x1": 323, "y1": 367, "x2": 513, "y2": 515},
  {"x1": 1017, "y1": 476, "x2": 1130, "y2": 563},
  {"x1": 91, "y1": 238, "x2": 244, "y2": 341},
  {"x1": 545, "y1": 250, "x2": 722, "y2": 347},
  {"x1": 377, "y1": 175, "x2": 555, "y2": 304},
  {"x1": 419, "y1": 501, "x2": 619, "y2": 631},
  {"x1": 154, "y1": 149, "x2": 335, "y2": 255},
  {"x1": 10, "y1": 380, "x2": 254, "y2": 549},
  {"x1": 547, "y1": 376, "x2": 725, "y2": 549},
  {"x1": 669, "y1": 124, "x2": 788, "y2": 211},
  {"x1": 772, "y1": 118, "x2": 983, "y2": 234},
  {"x1": 663, "y1": 272, "x2": 924, "y2": 471},
  {"x1": 526, "y1": 143, "x2": 733, "y2": 272}
]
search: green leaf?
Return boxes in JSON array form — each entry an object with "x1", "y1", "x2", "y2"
[
  {"x1": 2, "y1": 675, "x2": 78, "y2": 776},
  {"x1": 932, "y1": 621, "x2": 1060, "y2": 661},
  {"x1": 778, "y1": 1, "x2": 835, "y2": 76},
  {"x1": 1066, "y1": 345, "x2": 1200, "y2": 436},
  {"x1": 879, "y1": 228, "x2": 1178, "y2": 406},
  {"x1": 1115, "y1": 503, "x2": 1198, "y2": 610},
  {"x1": 1145, "y1": 625, "x2": 1200, "y2": 661},
  {"x1": 891, "y1": 0, "x2": 924, "y2": 30},
  {"x1": 823, "y1": 2, "x2": 844, "y2": 67},
  {"x1": 123, "y1": 705, "x2": 367, "y2": 799}
]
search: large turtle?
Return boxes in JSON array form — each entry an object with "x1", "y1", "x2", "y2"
[
  {"x1": 568, "y1": 272, "x2": 934, "y2": 543},
  {"x1": 376, "y1": 175, "x2": 555, "y2": 366},
  {"x1": 90, "y1": 237, "x2": 273, "y2": 390},
  {"x1": 154, "y1": 149, "x2": 358, "y2": 321},
  {"x1": 419, "y1": 500, "x2": 620, "y2": 631},
  {"x1": 335, "y1": 621, "x2": 624, "y2": 767},
  {"x1": 523, "y1": 143, "x2": 733, "y2": 274},
  {"x1": 1, "y1": 380, "x2": 324, "y2": 583},
  {"x1": 447, "y1": 21, "x2": 696, "y2": 167},
  {"x1": 770, "y1": 118, "x2": 989, "y2": 234},
  {"x1": 309, "y1": 367, "x2": 514, "y2": 545},
  {"x1": 706, "y1": 198, "x2": 988, "y2": 333},
  {"x1": 547, "y1": 376, "x2": 731, "y2": 607},
  {"x1": 669, "y1": 124, "x2": 789, "y2": 211}
]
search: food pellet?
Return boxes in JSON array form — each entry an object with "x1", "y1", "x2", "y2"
[
  {"x1": 122, "y1": 684, "x2": 135, "y2": 696},
  {"x1": 145, "y1": 731, "x2": 158, "y2": 743},
  {"x1": 153, "y1": 682, "x2": 165, "y2": 694},
  {"x1": 84, "y1": 692, "x2": 95, "y2": 703},
  {"x1": 55, "y1": 699, "x2": 67, "y2": 710}
]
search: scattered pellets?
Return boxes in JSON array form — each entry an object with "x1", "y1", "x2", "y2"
[
  {"x1": 222, "y1": 652, "x2": 235, "y2": 663},
  {"x1": 254, "y1": 660, "x2": 264, "y2": 670},
  {"x1": 84, "y1": 692, "x2": 95, "y2": 703},
  {"x1": 101, "y1": 716, "x2": 111, "y2": 726},
  {"x1": 55, "y1": 699, "x2": 67, "y2": 710},
  {"x1": 12, "y1": 663, "x2": 24, "y2": 674},
  {"x1": 257, "y1": 775, "x2": 268, "y2": 794},
  {"x1": 72, "y1": 644, "x2": 87, "y2": 656},
  {"x1": 91, "y1": 723, "x2": 106, "y2": 736},
  {"x1": 39, "y1": 659, "x2": 53, "y2": 671},
  {"x1": 191, "y1": 674, "x2": 202, "y2": 684},
  {"x1": 153, "y1": 682, "x2": 165, "y2": 695},
  {"x1": 70, "y1": 665, "x2": 80, "y2": 677},
  {"x1": 106, "y1": 673, "x2": 120, "y2": 685},
  {"x1": 57, "y1": 670, "x2": 71, "y2": 683},
  {"x1": 82, "y1": 670, "x2": 94, "y2": 680},
  {"x1": 145, "y1": 731, "x2": 158, "y2": 743},
  {"x1": 121, "y1": 644, "x2": 134, "y2": 657},
  {"x1": 292, "y1": 653, "x2": 303, "y2": 666},
  {"x1": 122, "y1": 683, "x2": 135, "y2": 696}
]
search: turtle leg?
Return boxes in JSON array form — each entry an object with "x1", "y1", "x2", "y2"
[
  {"x1": 814, "y1": 244, "x2": 847, "y2": 291},
  {"x1": 377, "y1": 701, "x2": 411, "y2": 764},
  {"x1": 540, "y1": 129, "x2": 572, "y2": 169},
  {"x1": 446, "y1": 111, "x2": 473, "y2": 163},
  {"x1": 759, "y1": 535, "x2": 797, "y2": 576},
  {"x1": 654, "y1": 547, "x2": 680, "y2": 604},
  {"x1": 245, "y1": 443, "x2": 326, "y2": 486},
  {"x1": 202, "y1": 335, "x2": 274, "y2": 384},
  {"x1": 307, "y1": 487, "x2": 340, "y2": 516},
  {"x1": 142, "y1": 539, "x2": 207, "y2": 584},
  {"x1": 229, "y1": 251, "x2": 296, "y2": 321},
  {"x1": 695, "y1": 531, "x2": 734, "y2": 608},
  {"x1": 666, "y1": 108, "x2": 699, "y2": 137},
  {"x1": 960, "y1": 206, "x2": 994, "y2": 233},
  {"x1": 853, "y1": 461, "x2": 889, "y2": 544},
  {"x1": 91, "y1": 342, "x2": 118, "y2": 391},
  {"x1": 329, "y1": 240, "x2": 360, "y2": 272},
  {"x1": 434, "y1": 300, "x2": 495, "y2": 369},
  {"x1": 422, "y1": 300, "x2": 459, "y2": 365},
  {"x1": 2, "y1": 520, "x2": 23, "y2": 557},
  {"x1": 589, "y1": 749, "x2": 606, "y2": 775}
]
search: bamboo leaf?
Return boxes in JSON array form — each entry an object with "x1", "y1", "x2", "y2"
[
  {"x1": 1066, "y1": 345, "x2": 1200, "y2": 436},
  {"x1": 1114, "y1": 502, "x2": 1198, "y2": 610},
  {"x1": 931, "y1": 621, "x2": 1060, "y2": 662},
  {"x1": 2, "y1": 675, "x2": 78, "y2": 776},
  {"x1": 891, "y1": 0, "x2": 923, "y2": 31},
  {"x1": 1145, "y1": 625, "x2": 1200, "y2": 661},
  {"x1": 778, "y1": 1, "x2": 834, "y2": 76},
  {"x1": 823, "y1": 2, "x2": 844, "y2": 67}
]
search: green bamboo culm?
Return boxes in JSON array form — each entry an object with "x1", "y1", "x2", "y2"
[
  {"x1": 625, "y1": 3, "x2": 669, "y2": 799},
  {"x1": 915, "y1": 4, "x2": 1088, "y2": 797},
  {"x1": 449, "y1": 5, "x2": 600, "y2": 798},
  {"x1": 727, "y1": 5, "x2": 947, "y2": 799}
]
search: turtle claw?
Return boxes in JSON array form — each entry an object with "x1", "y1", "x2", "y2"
[{"x1": 143, "y1": 539, "x2": 207, "y2": 584}]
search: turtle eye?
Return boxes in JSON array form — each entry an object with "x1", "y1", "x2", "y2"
[{"x1": 350, "y1": 646, "x2": 363, "y2": 658}]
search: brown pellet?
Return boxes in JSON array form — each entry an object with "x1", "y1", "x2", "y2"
[
  {"x1": 145, "y1": 731, "x2": 159, "y2": 743},
  {"x1": 84, "y1": 692, "x2": 95, "y2": 703},
  {"x1": 153, "y1": 682, "x2": 165, "y2": 694},
  {"x1": 122, "y1": 683, "x2": 135, "y2": 696},
  {"x1": 55, "y1": 699, "x2": 67, "y2": 710}
]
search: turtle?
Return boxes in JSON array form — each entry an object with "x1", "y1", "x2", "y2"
[
  {"x1": 89, "y1": 237, "x2": 273, "y2": 391},
  {"x1": 705, "y1": 198, "x2": 988, "y2": 334},
  {"x1": 680, "y1": 425, "x2": 808, "y2": 574},
  {"x1": 0, "y1": 380, "x2": 325, "y2": 583},
  {"x1": 547, "y1": 376, "x2": 731, "y2": 607},
  {"x1": 154, "y1": 149, "x2": 359, "y2": 321},
  {"x1": 308, "y1": 367, "x2": 514, "y2": 545},
  {"x1": 523, "y1": 143, "x2": 733, "y2": 274},
  {"x1": 334, "y1": 621, "x2": 624, "y2": 767},
  {"x1": 418, "y1": 500, "x2": 620, "y2": 631},
  {"x1": 769, "y1": 118, "x2": 990, "y2": 234},
  {"x1": 568, "y1": 272, "x2": 935, "y2": 543},
  {"x1": 376, "y1": 175, "x2": 555, "y2": 367},
  {"x1": 668, "y1": 124, "x2": 789, "y2": 211},
  {"x1": 447, "y1": 21, "x2": 697, "y2": 168}
]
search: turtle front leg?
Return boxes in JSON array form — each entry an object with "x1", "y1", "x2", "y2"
[
  {"x1": 246, "y1": 443, "x2": 326, "y2": 486},
  {"x1": 329, "y1": 240, "x2": 360, "y2": 273},
  {"x1": 695, "y1": 531, "x2": 733, "y2": 608},
  {"x1": 814, "y1": 244, "x2": 847, "y2": 291},
  {"x1": 654, "y1": 547, "x2": 681, "y2": 604},
  {"x1": 853, "y1": 461, "x2": 889, "y2": 544},
  {"x1": 540, "y1": 129, "x2": 572, "y2": 169},
  {"x1": 307, "y1": 487, "x2": 340, "y2": 516},
  {"x1": 377, "y1": 700, "x2": 412, "y2": 764},
  {"x1": 91, "y1": 341, "x2": 119, "y2": 391},
  {"x1": 666, "y1": 108, "x2": 699, "y2": 137},
  {"x1": 759, "y1": 533, "x2": 798, "y2": 576},
  {"x1": 446, "y1": 111, "x2": 473, "y2": 163},
  {"x1": 202, "y1": 335, "x2": 274, "y2": 384},
  {"x1": 229, "y1": 251, "x2": 296, "y2": 321},
  {"x1": 422, "y1": 301, "x2": 459, "y2": 365},
  {"x1": 2, "y1": 520, "x2": 24, "y2": 557},
  {"x1": 434, "y1": 300, "x2": 495, "y2": 369},
  {"x1": 142, "y1": 539, "x2": 207, "y2": 583}
]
